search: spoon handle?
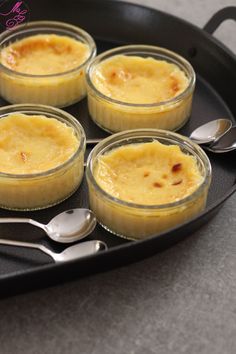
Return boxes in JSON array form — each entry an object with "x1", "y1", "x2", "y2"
[
  {"x1": 0, "y1": 239, "x2": 107, "y2": 263},
  {"x1": 86, "y1": 138, "x2": 103, "y2": 145},
  {"x1": 0, "y1": 218, "x2": 46, "y2": 232},
  {"x1": 0, "y1": 238, "x2": 54, "y2": 260},
  {"x1": 0, "y1": 217, "x2": 32, "y2": 223}
]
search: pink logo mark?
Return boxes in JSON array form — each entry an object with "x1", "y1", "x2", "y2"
[{"x1": 0, "y1": 1, "x2": 29, "y2": 30}]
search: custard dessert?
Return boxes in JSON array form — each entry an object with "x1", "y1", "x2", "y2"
[
  {"x1": 1, "y1": 35, "x2": 89, "y2": 76},
  {"x1": 86, "y1": 45, "x2": 195, "y2": 132},
  {"x1": 86, "y1": 130, "x2": 211, "y2": 240},
  {"x1": 93, "y1": 141, "x2": 203, "y2": 205},
  {"x1": 0, "y1": 111, "x2": 85, "y2": 210},
  {"x1": 0, "y1": 22, "x2": 96, "y2": 107},
  {"x1": 91, "y1": 56, "x2": 189, "y2": 104}
]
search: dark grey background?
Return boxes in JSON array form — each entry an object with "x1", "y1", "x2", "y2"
[{"x1": 0, "y1": 1, "x2": 236, "y2": 353}]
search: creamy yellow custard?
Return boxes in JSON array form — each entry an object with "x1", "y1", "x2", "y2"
[
  {"x1": 87, "y1": 139, "x2": 210, "y2": 240},
  {"x1": 94, "y1": 141, "x2": 202, "y2": 204},
  {"x1": 87, "y1": 47, "x2": 195, "y2": 132},
  {"x1": 0, "y1": 32, "x2": 94, "y2": 107},
  {"x1": 0, "y1": 113, "x2": 84, "y2": 210},
  {"x1": 91, "y1": 56, "x2": 189, "y2": 104},
  {"x1": 1, "y1": 34, "x2": 89, "y2": 75}
]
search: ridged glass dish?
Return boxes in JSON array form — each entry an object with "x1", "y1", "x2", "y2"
[
  {"x1": 0, "y1": 21, "x2": 96, "y2": 107},
  {"x1": 0, "y1": 104, "x2": 86, "y2": 211},
  {"x1": 86, "y1": 129, "x2": 211, "y2": 240},
  {"x1": 86, "y1": 45, "x2": 195, "y2": 133}
]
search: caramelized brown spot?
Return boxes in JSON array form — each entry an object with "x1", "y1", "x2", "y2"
[
  {"x1": 162, "y1": 174, "x2": 168, "y2": 179},
  {"x1": 172, "y1": 179, "x2": 183, "y2": 186},
  {"x1": 14, "y1": 40, "x2": 50, "y2": 58},
  {"x1": 172, "y1": 163, "x2": 182, "y2": 173},
  {"x1": 51, "y1": 43, "x2": 72, "y2": 55},
  {"x1": 171, "y1": 77, "x2": 180, "y2": 93},
  {"x1": 153, "y1": 182, "x2": 163, "y2": 188},
  {"x1": 9, "y1": 39, "x2": 72, "y2": 62},
  {"x1": 143, "y1": 171, "x2": 150, "y2": 177},
  {"x1": 109, "y1": 70, "x2": 132, "y2": 83},
  {"x1": 20, "y1": 152, "x2": 27, "y2": 162},
  {"x1": 110, "y1": 71, "x2": 116, "y2": 79}
]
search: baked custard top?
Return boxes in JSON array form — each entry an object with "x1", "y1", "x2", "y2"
[
  {"x1": 0, "y1": 113, "x2": 79, "y2": 174},
  {"x1": 94, "y1": 141, "x2": 203, "y2": 205},
  {"x1": 91, "y1": 55, "x2": 189, "y2": 104},
  {"x1": 0, "y1": 34, "x2": 90, "y2": 75}
]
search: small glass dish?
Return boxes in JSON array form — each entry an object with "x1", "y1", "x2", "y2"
[
  {"x1": 0, "y1": 104, "x2": 86, "y2": 211},
  {"x1": 86, "y1": 45, "x2": 195, "y2": 133},
  {"x1": 0, "y1": 21, "x2": 96, "y2": 107},
  {"x1": 86, "y1": 129, "x2": 211, "y2": 240}
]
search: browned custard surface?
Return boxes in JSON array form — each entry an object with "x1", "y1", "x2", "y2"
[
  {"x1": 1, "y1": 34, "x2": 90, "y2": 75},
  {"x1": 93, "y1": 141, "x2": 203, "y2": 205},
  {"x1": 91, "y1": 55, "x2": 189, "y2": 104},
  {"x1": 0, "y1": 34, "x2": 91, "y2": 107},
  {"x1": 0, "y1": 113, "x2": 83, "y2": 210},
  {"x1": 0, "y1": 113, "x2": 79, "y2": 174}
]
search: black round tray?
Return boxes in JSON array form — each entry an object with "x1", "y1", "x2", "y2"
[{"x1": 0, "y1": 0, "x2": 236, "y2": 297}]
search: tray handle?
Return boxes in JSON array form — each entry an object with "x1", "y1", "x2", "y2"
[{"x1": 204, "y1": 6, "x2": 236, "y2": 34}]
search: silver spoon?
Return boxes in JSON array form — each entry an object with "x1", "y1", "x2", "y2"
[
  {"x1": 0, "y1": 239, "x2": 107, "y2": 263},
  {"x1": 189, "y1": 118, "x2": 232, "y2": 145},
  {"x1": 207, "y1": 126, "x2": 236, "y2": 153},
  {"x1": 0, "y1": 209, "x2": 97, "y2": 243},
  {"x1": 86, "y1": 119, "x2": 233, "y2": 147}
]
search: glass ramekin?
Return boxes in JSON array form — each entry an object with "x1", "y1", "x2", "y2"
[
  {"x1": 86, "y1": 45, "x2": 195, "y2": 133},
  {"x1": 0, "y1": 21, "x2": 96, "y2": 107},
  {"x1": 0, "y1": 104, "x2": 86, "y2": 211},
  {"x1": 86, "y1": 129, "x2": 211, "y2": 240}
]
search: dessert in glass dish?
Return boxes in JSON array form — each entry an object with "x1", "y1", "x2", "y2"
[
  {"x1": 86, "y1": 45, "x2": 195, "y2": 133},
  {"x1": 0, "y1": 104, "x2": 85, "y2": 210},
  {"x1": 86, "y1": 129, "x2": 211, "y2": 240},
  {"x1": 0, "y1": 21, "x2": 96, "y2": 107}
]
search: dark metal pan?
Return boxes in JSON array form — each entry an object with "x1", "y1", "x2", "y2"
[{"x1": 0, "y1": 0, "x2": 236, "y2": 297}]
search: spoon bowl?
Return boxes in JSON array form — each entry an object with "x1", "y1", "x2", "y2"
[
  {"x1": 207, "y1": 126, "x2": 236, "y2": 153},
  {"x1": 189, "y1": 118, "x2": 232, "y2": 145},
  {"x1": 0, "y1": 239, "x2": 107, "y2": 263},
  {"x1": 0, "y1": 208, "x2": 97, "y2": 243},
  {"x1": 46, "y1": 209, "x2": 97, "y2": 243},
  {"x1": 87, "y1": 119, "x2": 233, "y2": 148}
]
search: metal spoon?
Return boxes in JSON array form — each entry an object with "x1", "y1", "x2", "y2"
[
  {"x1": 0, "y1": 239, "x2": 107, "y2": 263},
  {"x1": 189, "y1": 118, "x2": 232, "y2": 145},
  {"x1": 0, "y1": 209, "x2": 97, "y2": 243},
  {"x1": 207, "y1": 126, "x2": 236, "y2": 153},
  {"x1": 87, "y1": 119, "x2": 233, "y2": 147}
]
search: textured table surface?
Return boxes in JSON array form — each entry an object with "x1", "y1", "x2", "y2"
[{"x1": 0, "y1": 1, "x2": 236, "y2": 353}]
